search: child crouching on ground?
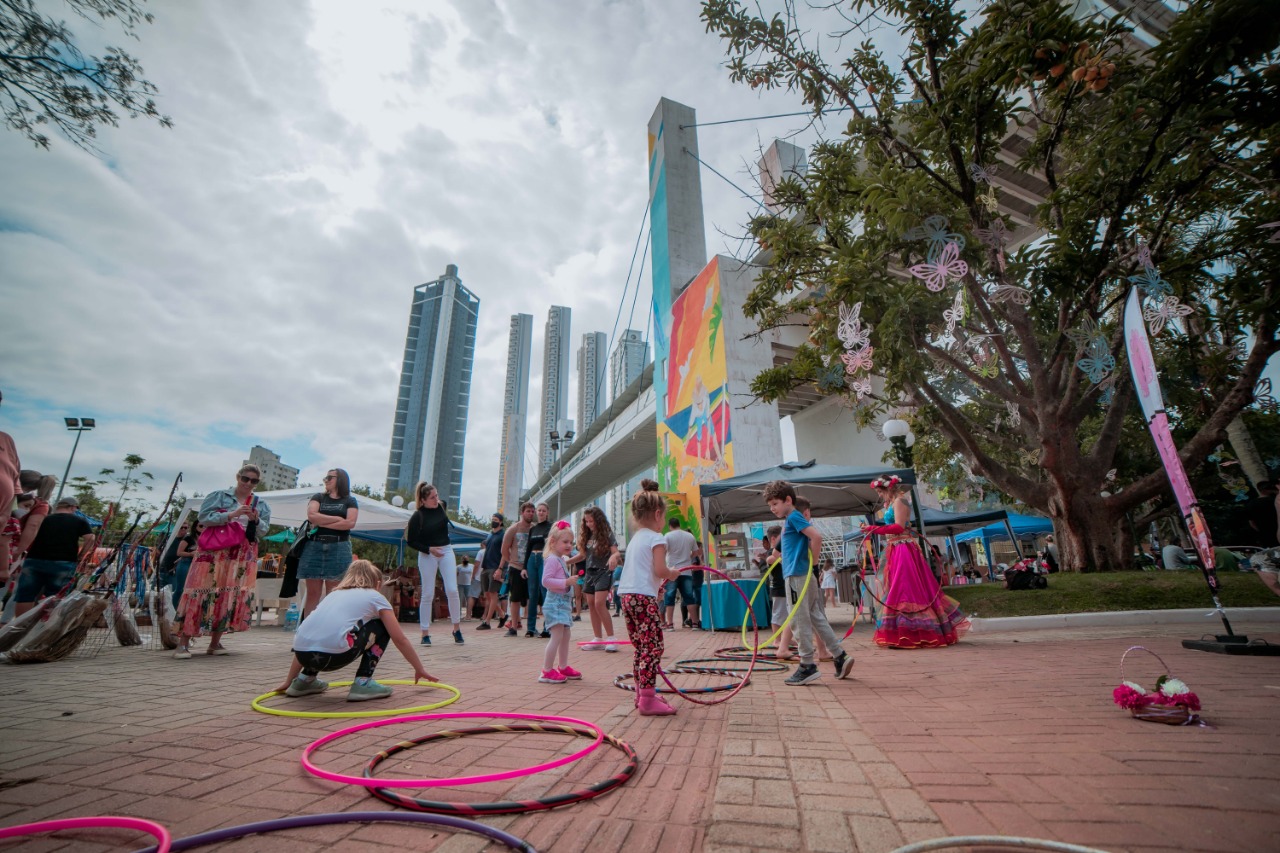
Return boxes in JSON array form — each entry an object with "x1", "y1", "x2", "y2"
[
  {"x1": 538, "y1": 522, "x2": 580, "y2": 683},
  {"x1": 619, "y1": 479, "x2": 681, "y2": 716},
  {"x1": 273, "y1": 560, "x2": 434, "y2": 701}
]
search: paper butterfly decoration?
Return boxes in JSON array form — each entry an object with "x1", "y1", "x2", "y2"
[
  {"x1": 837, "y1": 302, "x2": 871, "y2": 349},
  {"x1": 1099, "y1": 377, "x2": 1116, "y2": 406},
  {"x1": 909, "y1": 241, "x2": 968, "y2": 292},
  {"x1": 1143, "y1": 295, "x2": 1193, "y2": 336},
  {"x1": 968, "y1": 162, "x2": 999, "y2": 184},
  {"x1": 970, "y1": 346, "x2": 999, "y2": 379},
  {"x1": 1005, "y1": 400, "x2": 1021, "y2": 428},
  {"x1": 1066, "y1": 315, "x2": 1104, "y2": 348},
  {"x1": 990, "y1": 283, "x2": 1031, "y2": 305},
  {"x1": 850, "y1": 377, "x2": 873, "y2": 400},
  {"x1": 1133, "y1": 241, "x2": 1153, "y2": 269},
  {"x1": 1220, "y1": 472, "x2": 1251, "y2": 502},
  {"x1": 1105, "y1": 468, "x2": 1117, "y2": 482},
  {"x1": 1076, "y1": 337, "x2": 1115, "y2": 384},
  {"x1": 1019, "y1": 448, "x2": 1039, "y2": 468},
  {"x1": 927, "y1": 324, "x2": 957, "y2": 354},
  {"x1": 943, "y1": 290, "x2": 965, "y2": 336},
  {"x1": 905, "y1": 215, "x2": 966, "y2": 262},
  {"x1": 1254, "y1": 378, "x2": 1278, "y2": 413},
  {"x1": 816, "y1": 360, "x2": 849, "y2": 394},
  {"x1": 1128, "y1": 263, "x2": 1173, "y2": 299},
  {"x1": 979, "y1": 191, "x2": 1001, "y2": 213},
  {"x1": 974, "y1": 220, "x2": 1009, "y2": 273},
  {"x1": 841, "y1": 345, "x2": 875, "y2": 375}
]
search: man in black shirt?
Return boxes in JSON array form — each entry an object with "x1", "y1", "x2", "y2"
[
  {"x1": 476, "y1": 512, "x2": 506, "y2": 630},
  {"x1": 15, "y1": 495, "x2": 95, "y2": 616}
]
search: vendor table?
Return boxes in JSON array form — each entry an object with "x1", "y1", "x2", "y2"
[{"x1": 701, "y1": 577, "x2": 772, "y2": 631}]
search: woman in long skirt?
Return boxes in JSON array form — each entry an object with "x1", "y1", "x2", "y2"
[
  {"x1": 863, "y1": 476, "x2": 967, "y2": 648},
  {"x1": 174, "y1": 464, "x2": 271, "y2": 658}
]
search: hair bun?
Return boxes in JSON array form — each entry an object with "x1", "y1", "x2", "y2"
[{"x1": 639, "y1": 478, "x2": 659, "y2": 492}]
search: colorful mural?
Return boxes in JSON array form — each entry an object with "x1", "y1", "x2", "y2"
[{"x1": 655, "y1": 257, "x2": 734, "y2": 539}]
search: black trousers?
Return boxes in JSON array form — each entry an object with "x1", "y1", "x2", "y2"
[{"x1": 294, "y1": 618, "x2": 389, "y2": 679}]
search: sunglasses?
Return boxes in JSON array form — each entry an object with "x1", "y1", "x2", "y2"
[
  {"x1": 239, "y1": 475, "x2": 260, "y2": 484},
  {"x1": 323, "y1": 475, "x2": 336, "y2": 481}
]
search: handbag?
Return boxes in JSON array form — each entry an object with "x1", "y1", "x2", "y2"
[
  {"x1": 280, "y1": 524, "x2": 310, "y2": 599},
  {"x1": 196, "y1": 496, "x2": 258, "y2": 551}
]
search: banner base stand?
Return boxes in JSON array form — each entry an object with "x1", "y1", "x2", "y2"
[{"x1": 1182, "y1": 637, "x2": 1280, "y2": 656}]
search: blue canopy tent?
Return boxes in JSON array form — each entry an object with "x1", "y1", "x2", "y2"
[
  {"x1": 954, "y1": 512, "x2": 1053, "y2": 567},
  {"x1": 843, "y1": 506, "x2": 1018, "y2": 566}
]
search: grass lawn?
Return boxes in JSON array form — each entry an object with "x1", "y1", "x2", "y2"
[{"x1": 946, "y1": 570, "x2": 1280, "y2": 618}]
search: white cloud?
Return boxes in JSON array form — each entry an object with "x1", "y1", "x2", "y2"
[{"x1": 2, "y1": 0, "x2": 833, "y2": 514}]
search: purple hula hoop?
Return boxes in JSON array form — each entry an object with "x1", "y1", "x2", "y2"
[
  {"x1": 656, "y1": 565, "x2": 759, "y2": 705},
  {"x1": 130, "y1": 811, "x2": 534, "y2": 853}
]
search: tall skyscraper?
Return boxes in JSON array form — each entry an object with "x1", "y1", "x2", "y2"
[
  {"x1": 539, "y1": 306, "x2": 572, "y2": 474},
  {"x1": 610, "y1": 328, "x2": 649, "y2": 401},
  {"x1": 243, "y1": 445, "x2": 298, "y2": 491},
  {"x1": 385, "y1": 264, "x2": 479, "y2": 504},
  {"x1": 577, "y1": 331, "x2": 608, "y2": 433},
  {"x1": 497, "y1": 313, "x2": 533, "y2": 518}
]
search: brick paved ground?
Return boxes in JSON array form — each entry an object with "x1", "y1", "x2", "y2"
[{"x1": 1, "y1": 605, "x2": 1277, "y2": 852}]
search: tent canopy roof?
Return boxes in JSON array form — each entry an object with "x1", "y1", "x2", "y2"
[
  {"x1": 176, "y1": 488, "x2": 488, "y2": 546},
  {"x1": 954, "y1": 512, "x2": 1052, "y2": 543},
  {"x1": 700, "y1": 460, "x2": 917, "y2": 526}
]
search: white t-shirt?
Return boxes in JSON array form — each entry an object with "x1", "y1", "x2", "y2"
[
  {"x1": 293, "y1": 588, "x2": 393, "y2": 654},
  {"x1": 619, "y1": 528, "x2": 666, "y2": 597},
  {"x1": 664, "y1": 528, "x2": 698, "y2": 569}
]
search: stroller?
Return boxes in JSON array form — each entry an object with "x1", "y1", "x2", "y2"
[{"x1": 1003, "y1": 557, "x2": 1048, "y2": 590}]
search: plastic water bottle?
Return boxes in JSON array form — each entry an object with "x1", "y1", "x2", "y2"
[{"x1": 283, "y1": 602, "x2": 300, "y2": 632}]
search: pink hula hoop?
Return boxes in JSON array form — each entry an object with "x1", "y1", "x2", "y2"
[
  {"x1": 302, "y1": 712, "x2": 605, "y2": 789},
  {"x1": 658, "y1": 566, "x2": 759, "y2": 706},
  {"x1": 0, "y1": 815, "x2": 170, "y2": 851},
  {"x1": 577, "y1": 639, "x2": 634, "y2": 646}
]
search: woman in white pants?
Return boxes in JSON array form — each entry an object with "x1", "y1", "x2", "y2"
[{"x1": 405, "y1": 483, "x2": 463, "y2": 646}]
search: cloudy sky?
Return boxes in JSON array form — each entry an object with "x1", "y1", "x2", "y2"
[{"x1": 1, "y1": 0, "x2": 847, "y2": 513}]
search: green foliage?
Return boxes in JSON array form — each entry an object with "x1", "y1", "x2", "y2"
[
  {"x1": 701, "y1": 0, "x2": 1280, "y2": 569},
  {"x1": 0, "y1": 0, "x2": 172, "y2": 150}
]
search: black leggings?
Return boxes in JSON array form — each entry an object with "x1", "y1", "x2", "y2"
[{"x1": 294, "y1": 618, "x2": 389, "y2": 679}]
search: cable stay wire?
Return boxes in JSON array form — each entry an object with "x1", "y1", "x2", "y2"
[
  {"x1": 678, "y1": 99, "x2": 919, "y2": 129},
  {"x1": 683, "y1": 147, "x2": 766, "y2": 211},
  {"x1": 590, "y1": 196, "x2": 652, "y2": 429}
]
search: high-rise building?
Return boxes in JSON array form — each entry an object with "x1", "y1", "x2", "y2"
[
  {"x1": 539, "y1": 306, "x2": 571, "y2": 474},
  {"x1": 243, "y1": 445, "x2": 298, "y2": 491},
  {"x1": 610, "y1": 328, "x2": 649, "y2": 402},
  {"x1": 497, "y1": 313, "x2": 533, "y2": 518},
  {"x1": 385, "y1": 264, "x2": 479, "y2": 504},
  {"x1": 576, "y1": 331, "x2": 608, "y2": 433}
]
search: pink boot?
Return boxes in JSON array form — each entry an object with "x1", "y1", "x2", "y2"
[{"x1": 637, "y1": 687, "x2": 676, "y2": 716}]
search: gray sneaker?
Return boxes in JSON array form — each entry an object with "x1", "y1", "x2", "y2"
[
  {"x1": 285, "y1": 676, "x2": 329, "y2": 697},
  {"x1": 784, "y1": 664, "x2": 822, "y2": 686},
  {"x1": 346, "y1": 679, "x2": 394, "y2": 702}
]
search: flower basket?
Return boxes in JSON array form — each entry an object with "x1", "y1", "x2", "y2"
[{"x1": 1114, "y1": 646, "x2": 1202, "y2": 726}]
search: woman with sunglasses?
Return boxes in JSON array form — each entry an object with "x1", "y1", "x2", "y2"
[
  {"x1": 173, "y1": 464, "x2": 272, "y2": 659},
  {"x1": 405, "y1": 482, "x2": 462, "y2": 646},
  {"x1": 298, "y1": 468, "x2": 359, "y2": 619}
]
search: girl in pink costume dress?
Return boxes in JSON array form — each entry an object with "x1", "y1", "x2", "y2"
[{"x1": 862, "y1": 476, "x2": 968, "y2": 648}]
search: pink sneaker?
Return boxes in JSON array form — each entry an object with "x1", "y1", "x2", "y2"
[
  {"x1": 538, "y1": 669, "x2": 567, "y2": 684},
  {"x1": 558, "y1": 665, "x2": 582, "y2": 680}
]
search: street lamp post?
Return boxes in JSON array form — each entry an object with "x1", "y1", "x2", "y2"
[
  {"x1": 882, "y1": 418, "x2": 915, "y2": 468},
  {"x1": 54, "y1": 417, "x2": 96, "y2": 505},
  {"x1": 548, "y1": 418, "x2": 575, "y2": 523}
]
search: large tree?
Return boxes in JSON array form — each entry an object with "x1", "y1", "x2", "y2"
[
  {"x1": 702, "y1": 0, "x2": 1280, "y2": 570},
  {"x1": 1, "y1": 0, "x2": 170, "y2": 149}
]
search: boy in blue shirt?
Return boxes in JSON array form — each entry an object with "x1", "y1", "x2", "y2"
[{"x1": 764, "y1": 480, "x2": 854, "y2": 686}]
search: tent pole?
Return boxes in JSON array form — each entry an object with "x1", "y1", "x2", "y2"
[{"x1": 1004, "y1": 518, "x2": 1024, "y2": 561}]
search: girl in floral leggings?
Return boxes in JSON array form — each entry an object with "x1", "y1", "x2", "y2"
[{"x1": 618, "y1": 479, "x2": 681, "y2": 716}]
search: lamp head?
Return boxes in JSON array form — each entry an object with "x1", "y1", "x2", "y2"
[
  {"x1": 81, "y1": 418, "x2": 95, "y2": 429},
  {"x1": 882, "y1": 418, "x2": 910, "y2": 439},
  {"x1": 64, "y1": 417, "x2": 79, "y2": 429}
]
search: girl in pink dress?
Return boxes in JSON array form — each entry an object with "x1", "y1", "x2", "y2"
[{"x1": 863, "y1": 476, "x2": 968, "y2": 648}]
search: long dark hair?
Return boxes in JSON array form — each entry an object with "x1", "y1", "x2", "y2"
[
  {"x1": 328, "y1": 468, "x2": 351, "y2": 498},
  {"x1": 578, "y1": 506, "x2": 614, "y2": 559}
]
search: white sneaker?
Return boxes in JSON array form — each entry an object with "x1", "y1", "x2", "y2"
[
  {"x1": 604, "y1": 637, "x2": 619, "y2": 653},
  {"x1": 583, "y1": 637, "x2": 603, "y2": 651}
]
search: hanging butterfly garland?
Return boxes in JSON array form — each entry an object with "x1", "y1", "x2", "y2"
[
  {"x1": 1143, "y1": 294, "x2": 1193, "y2": 336},
  {"x1": 978, "y1": 189, "x2": 1001, "y2": 214},
  {"x1": 1005, "y1": 400, "x2": 1021, "y2": 428},
  {"x1": 841, "y1": 345, "x2": 875, "y2": 375},
  {"x1": 909, "y1": 241, "x2": 968, "y2": 292},
  {"x1": 1105, "y1": 468, "x2": 1117, "y2": 483},
  {"x1": 968, "y1": 340, "x2": 1000, "y2": 379},
  {"x1": 968, "y1": 162, "x2": 999, "y2": 184},
  {"x1": 989, "y1": 283, "x2": 1031, "y2": 305},
  {"x1": 1126, "y1": 242, "x2": 1173, "y2": 299},
  {"x1": 1066, "y1": 314, "x2": 1103, "y2": 348},
  {"x1": 1076, "y1": 336, "x2": 1116, "y2": 385},
  {"x1": 837, "y1": 302, "x2": 871, "y2": 349},
  {"x1": 816, "y1": 356, "x2": 848, "y2": 394},
  {"x1": 1254, "y1": 378, "x2": 1278, "y2": 413},
  {"x1": 1098, "y1": 375, "x2": 1117, "y2": 406},
  {"x1": 833, "y1": 301, "x2": 875, "y2": 402},
  {"x1": 1219, "y1": 471, "x2": 1251, "y2": 502},
  {"x1": 904, "y1": 215, "x2": 966, "y2": 262},
  {"x1": 943, "y1": 289, "x2": 965, "y2": 337}
]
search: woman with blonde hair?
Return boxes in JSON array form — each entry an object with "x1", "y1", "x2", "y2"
[
  {"x1": 174, "y1": 463, "x2": 271, "y2": 659},
  {"x1": 273, "y1": 560, "x2": 434, "y2": 702}
]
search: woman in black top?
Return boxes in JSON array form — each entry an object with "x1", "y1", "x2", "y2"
[
  {"x1": 405, "y1": 482, "x2": 462, "y2": 646},
  {"x1": 522, "y1": 503, "x2": 552, "y2": 637},
  {"x1": 299, "y1": 468, "x2": 359, "y2": 617}
]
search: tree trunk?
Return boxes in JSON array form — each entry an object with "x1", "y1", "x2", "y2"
[
  {"x1": 1226, "y1": 415, "x2": 1268, "y2": 488},
  {"x1": 1046, "y1": 488, "x2": 1128, "y2": 572}
]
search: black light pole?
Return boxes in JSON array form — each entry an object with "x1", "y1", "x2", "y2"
[
  {"x1": 549, "y1": 419, "x2": 575, "y2": 523},
  {"x1": 54, "y1": 417, "x2": 96, "y2": 504}
]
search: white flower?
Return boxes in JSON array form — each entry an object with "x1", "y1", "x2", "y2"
[
  {"x1": 1122, "y1": 681, "x2": 1147, "y2": 694},
  {"x1": 1159, "y1": 678, "x2": 1189, "y2": 696}
]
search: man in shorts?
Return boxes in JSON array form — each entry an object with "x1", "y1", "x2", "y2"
[
  {"x1": 476, "y1": 512, "x2": 505, "y2": 630},
  {"x1": 15, "y1": 495, "x2": 95, "y2": 617}
]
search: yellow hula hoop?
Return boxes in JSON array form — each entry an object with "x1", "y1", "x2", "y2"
[
  {"x1": 741, "y1": 555, "x2": 813, "y2": 651},
  {"x1": 251, "y1": 680, "x2": 461, "y2": 719}
]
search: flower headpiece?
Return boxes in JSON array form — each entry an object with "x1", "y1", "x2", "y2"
[{"x1": 869, "y1": 475, "x2": 902, "y2": 490}]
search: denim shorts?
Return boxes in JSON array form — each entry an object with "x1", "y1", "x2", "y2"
[
  {"x1": 16, "y1": 558, "x2": 78, "y2": 602},
  {"x1": 297, "y1": 539, "x2": 353, "y2": 580}
]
